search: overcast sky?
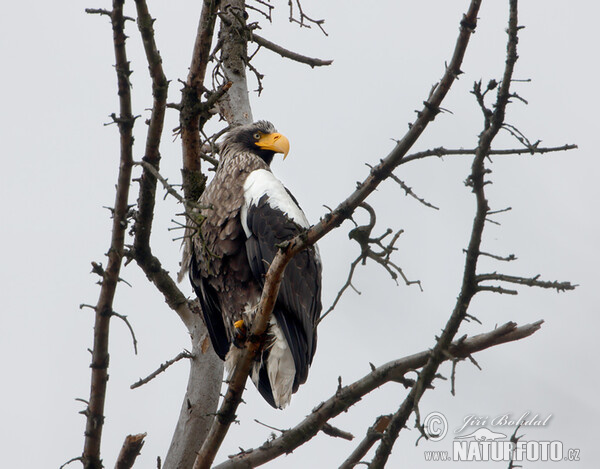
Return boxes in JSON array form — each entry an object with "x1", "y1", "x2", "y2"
[{"x1": 1, "y1": 1, "x2": 598, "y2": 468}]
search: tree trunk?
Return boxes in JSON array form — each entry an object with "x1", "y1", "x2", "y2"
[{"x1": 164, "y1": 1, "x2": 254, "y2": 466}]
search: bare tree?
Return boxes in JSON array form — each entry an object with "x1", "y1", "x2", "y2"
[{"x1": 73, "y1": 1, "x2": 576, "y2": 468}]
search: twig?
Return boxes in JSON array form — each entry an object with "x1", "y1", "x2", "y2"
[
  {"x1": 111, "y1": 311, "x2": 138, "y2": 355},
  {"x1": 388, "y1": 173, "x2": 439, "y2": 210},
  {"x1": 199, "y1": 125, "x2": 229, "y2": 168},
  {"x1": 319, "y1": 256, "x2": 361, "y2": 323},
  {"x1": 59, "y1": 457, "x2": 83, "y2": 469},
  {"x1": 319, "y1": 202, "x2": 420, "y2": 323},
  {"x1": 251, "y1": 33, "x2": 333, "y2": 68},
  {"x1": 507, "y1": 424, "x2": 524, "y2": 469},
  {"x1": 502, "y1": 122, "x2": 539, "y2": 150},
  {"x1": 85, "y1": 8, "x2": 135, "y2": 22},
  {"x1": 253, "y1": 419, "x2": 286, "y2": 434},
  {"x1": 246, "y1": 2, "x2": 272, "y2": 22},
  {"x1": 288, "y1": 0, "x2": 328, "y2": 35},
  {"x1": 214, "y1": 321, "x2": 543, "y2": 468},
  {"x1": 83, "y1": 2, "x2": 135, "y2": 467},
  {"x1": 248, "y1": 60, "x2": 265, "y2": 95},
  {"x1": 371, "y1": 163, "x2": 439, "y2": 210},
  {"x1": 134, "y1": 160, "x2": 185, "y2": 205},
  {"x1": 131, "y1": 351, "x2": 194, "y2": 389}
]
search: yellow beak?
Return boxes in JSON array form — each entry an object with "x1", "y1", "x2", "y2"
[{"x1": 256, "y1": 132, "x2": 290, "y2": 159}]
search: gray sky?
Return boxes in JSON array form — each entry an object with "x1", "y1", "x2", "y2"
[{"x1": 1, "y1": 1, "x2": 598, "y2": 467}]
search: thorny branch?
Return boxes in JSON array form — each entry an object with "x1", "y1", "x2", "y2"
[
  {"x1": 83, "y1": 2, "x2": 135, "y2": 468},
  {"x1": 214, "y1": 321, "x2": 543, "y2": 468},
  {"x1": 369, "y1": 1, "x2": 527, "y2": 466},
  {"x1": 400, "y1": 143, "x2": 577, "y2": 165},
  {"x1": 385, "y1": 169, "x2": 440, "y2": 210},
  {"x1": 181, "y1": 0, "x2": 222, "y2": 203}
]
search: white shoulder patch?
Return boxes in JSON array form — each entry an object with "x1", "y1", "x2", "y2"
[{"x1": 241, "y1": 169, "x2": 310, "y2": 237}]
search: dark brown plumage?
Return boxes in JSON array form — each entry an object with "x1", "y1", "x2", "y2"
[{"x1": 186, "y1": 121, "x2": 322, "y2": 408}]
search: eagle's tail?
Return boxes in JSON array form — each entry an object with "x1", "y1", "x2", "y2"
[
  {"x1": 251, "y1": 317, "x2": 296, "y2": 409},
  {"x1": 225, "y1": 316, "x2": 297, "y2": 409}
]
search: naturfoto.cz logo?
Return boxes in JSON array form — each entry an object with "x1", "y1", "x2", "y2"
[{"x1": 421, "y1": 411, "x2": 581, "y2": 463}]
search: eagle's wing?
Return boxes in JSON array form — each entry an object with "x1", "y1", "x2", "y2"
[
  {"x1": 189, "y1": 249, "x2": 230, "y2": 360},
  {"x1": 241, "y1": 169, "x2": 322, "y2": 390}
]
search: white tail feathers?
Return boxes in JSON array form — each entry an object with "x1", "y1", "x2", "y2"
[{"x1": 226, "y1": 316, "x2": 296, "y2": 409}]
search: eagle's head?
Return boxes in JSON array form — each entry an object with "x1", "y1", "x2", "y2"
[{"x1": 220, "y1": 120, "x2": 290, "y2": 165}]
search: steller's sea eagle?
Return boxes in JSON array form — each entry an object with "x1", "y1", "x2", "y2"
[{"x1": 186, "y1": 120, "x2": 322, "y2": 408}]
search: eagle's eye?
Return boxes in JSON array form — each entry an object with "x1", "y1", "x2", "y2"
[{"x1": 253, "y1": 132, "x2": 261, "y2": 140}]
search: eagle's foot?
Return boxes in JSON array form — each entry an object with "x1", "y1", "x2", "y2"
[{"x1": 233, "y1": 319, "x2": 247, "y2": 348}]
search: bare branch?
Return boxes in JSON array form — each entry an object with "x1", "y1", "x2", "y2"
[
  {"x1": 400, "y1": 143, "x2": 578, "y2": 165},
  {"x1": 288, "y1": 0, "x2": 328, "y2": 35},
  {"x1": 385, "y1": 170, "x2": 440, "y2": 210},
  {"x1": 85, "y1": 8, "x2": 135, "y2": 22},
  {"x1": 181, "y1": 0, "x2": 222, "y2": 203},
  {"x1": 508, "y1": 424, "x2": 525, "y2": 469},
  {"x1": 83, "y1": 2, "x2": 135, "y2": 467},
  {"x1": 477, "y1": 285, "x2": 518, "y2": 295},
  {"x1": 319, "y1": 256, "x2": 361, "y2": 323},
  {"x1": 131, "y1": 0, "x2": 169, "y2": 253},
  {"x1": 321, "y1": 423, "x2": 355, "y2": 441},
  {"x1": 134, "y1": 161, "x2": 185, "y2": 204},
  {"x1": 246, "y1": 2, "x2": 272, "y2": 22},
  {"x1": 59, "y1": 457, "x2": 83, "y2": 469},
  {"x1": 320, "y1": 203, "x2": 420, "y2": 321},
  {"x1": 251, "y1": 33, "x2": 333, "y2": 67},
  {"x1": 189, "y1": 0, "x2": 222, "y2": 92},
  {"x1": 130, "y1": 351, "x2": 193, "y2": 389},
  {"x1": 111, "y1": 311, "x2": 138, "y2": 355},
  {"x1": 370, "y1": 2, "x2": 522, "y2": 466},
  {"x1": 214, "y1": 321, "x2": 543, "y2": 468},
  {"x1": 115, "y1": 433, "x2": 147, "y2": 469},
  {"x1": 339, "y1": 415, "x2": 391, "y2": 469},
  {"x1": 253, "y1": 419, "x2": 286, "y2": 434},
  {"x1": 502, "y1": 122, "x2": 540, "y2": 150},
  {"x1": 477, "y1": 273, "x2": 576, "y2": 292}
]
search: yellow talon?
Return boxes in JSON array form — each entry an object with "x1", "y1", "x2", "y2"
[{"x1": 234, "y1": 319, "x2": 245, "y2": 329}]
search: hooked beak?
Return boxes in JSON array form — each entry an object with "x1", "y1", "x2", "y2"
[{"x1": 256, "y1": 132, "x2": 290, "y2": 159}]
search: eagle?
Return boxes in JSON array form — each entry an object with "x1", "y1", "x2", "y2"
[{"x1": 186, "y1": 120, "x2": 322, "y2": 409}]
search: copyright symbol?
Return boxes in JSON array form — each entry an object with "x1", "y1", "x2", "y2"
[{"x1": 423, "y1": 412, "x2": 448, "y2": 441}]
